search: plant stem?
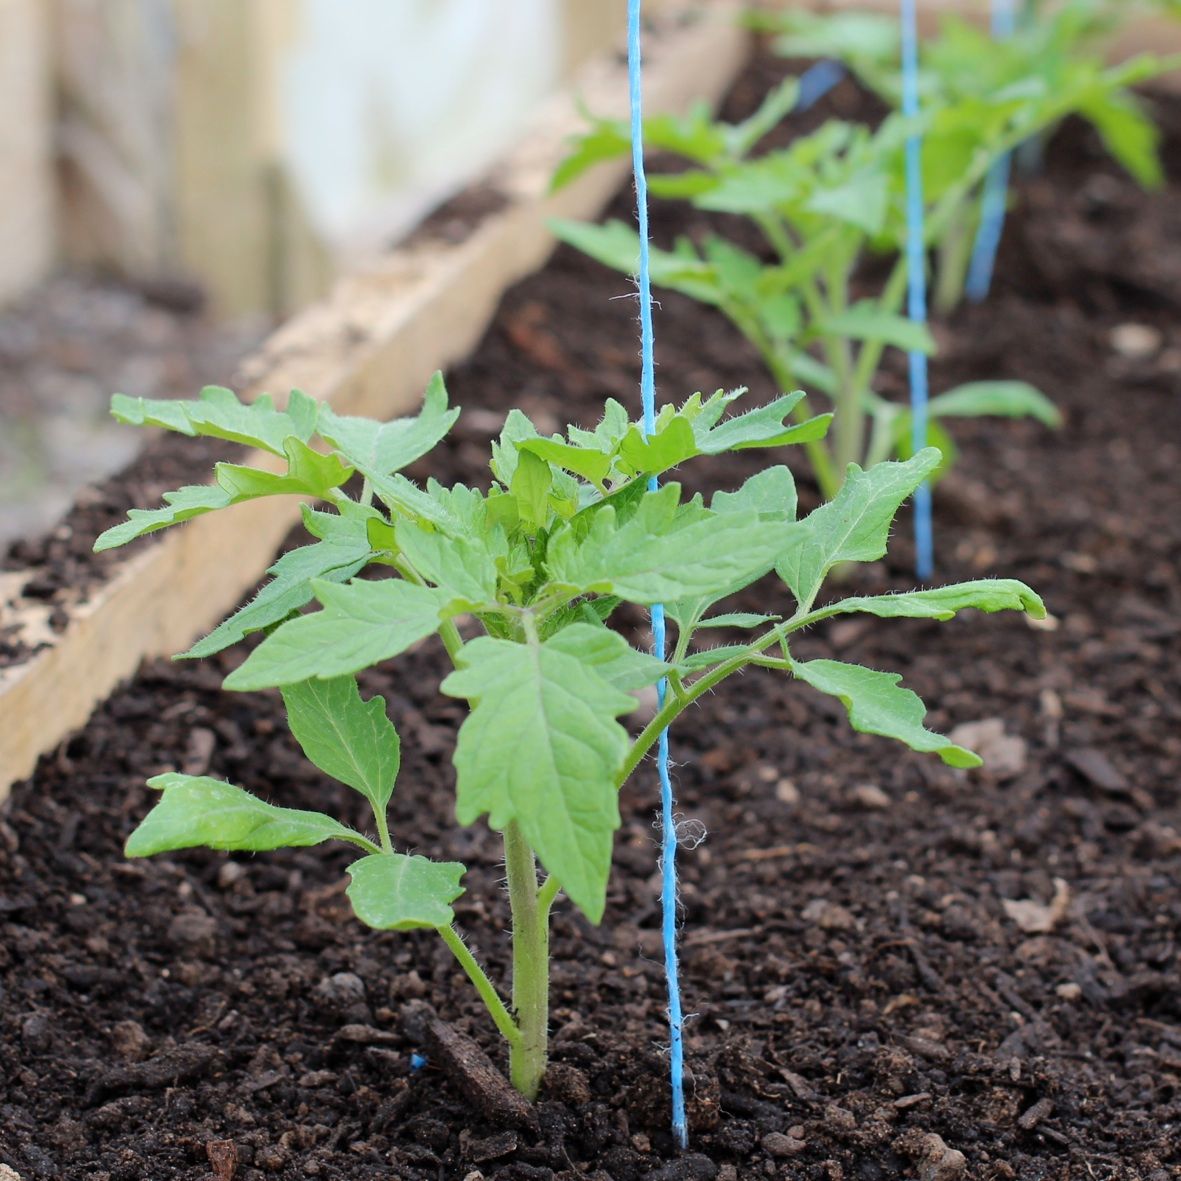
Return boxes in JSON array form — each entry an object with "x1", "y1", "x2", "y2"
[
  {"x1": 503, "y1": 821, "x2": 549, "y2": 1100},
  {"x1": 439, "y1": 925, "x2": 521, "y2": 1049}
]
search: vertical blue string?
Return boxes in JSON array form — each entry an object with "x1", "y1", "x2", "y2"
[
  {"x1": 628, "y1": 0, "x2": 687, "y2": 1151},
  {"x1": 966, "y1": 0, "x2": 1017, "y2": 303},
  {"x1": 901, "y1": 0, "x2": 934, "y2": 581}
]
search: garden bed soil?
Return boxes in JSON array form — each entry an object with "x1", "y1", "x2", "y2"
[{"x1": 2, "y1": 59, "x2": 1180, "y2": 1181}]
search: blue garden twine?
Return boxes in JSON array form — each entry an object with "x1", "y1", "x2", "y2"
[
  {"x1": 627, "y1": 0, "x2": 688, "y2": 1150},
  {"x1": 901, "y1": 0, "x2": 934, "y2": 581},
  {"x1": 966, "y1": 0, "x2": 1018, "y2": 303}
]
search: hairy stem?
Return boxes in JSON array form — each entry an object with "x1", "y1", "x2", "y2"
[
  {"x1": 504, "y1": 822, "x2": 549, "y2": 1100},
  {"x1": 439, "y1": 925, "x2": 521, "y2": 1049}
]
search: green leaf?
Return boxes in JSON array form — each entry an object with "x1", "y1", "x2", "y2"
[
  {"x1": 94, "y1": 484, "x2": 232, "y2": 551},
  {"x1": 814, "y1": 302, "x2": 936, "y2": 354},
  {"x1": 181, "y1": 532, "x2": 373, "y2": 659},
  {"x1": 214, "y1": 438, "x2": 354, "y2": 500},
  {"x1": 616, "y1": 416, "x2": 699, "y2": 477},
  {"x1": 125, "y1": 773, "x2": 363, "y2": 856},
  {"x1": 770, "y1": 11, "x2": 900, "y2": 65},
  {"x1": 695, "y1": 392, "x2": 831, "y2": 453},
  {"x1": 441, "y1": 635, "x2": 635, "y2": 921},
  {"x1": 281, "y1": 676, "x2": 401, "y2": 812},
  {"x1": 510, "y1": 447, "x2": 556, "y2": 529},
  {"x1": 112, "y1": 387, "x2": 318, "y2": 456},
  {"x1": 551, "y1": 121, "x2": 630, "y2": 192},
  {"x1": 346, "y1": 852, "x2": 466, "y2": 931},
  {"x1": 927, "y1": 381, "x2": 1061, "y2": 427},
  {"x1": 697, "y1": 611, "x2": 779, "y2": 629},
  {"x1": 549, "y1": 219, "x2": 722, "y2": 305},
  {"x1": 777, "y1": 450, "x2": 941, "y2": 610},
  {"x1": 516, "y1": 438, "x2": 614, "y2": 487},
  {"x1": 94, "y1": 437, "x2": 356, "y2": 554},
  {"x1": 394, "y1": 518, "x2": 500, "y2": 609},
  {"x1": 546, "y1": 484, "x2": 780, "y2": 605},
  {"x1": 318, "y1": 371, "x2": 459, "y2": 476},
  {"x1": 806, "y1": 174, "x2": 890, "y2": 235},
  {"x1": 814, "y1": 579, "x2": 1046, "y2": 624},
  {"x1": 225, "y1": 578, "x2": 446, "y2": 690},
  {"x1": 791, "y1": 659, "x2": 982, "y2": 768},
  {"x1": 713, "y1": 466, "x2": 797, "y2": 522},
  {"x1": 547, "y1": 623, "x2": 670, "y2": 692},
  {"x1": 369, "y1": 472, "x2": 463, "y2": 534},
  {"x1": 679, "y1": 644, "x2": 752, "y2": 671}
]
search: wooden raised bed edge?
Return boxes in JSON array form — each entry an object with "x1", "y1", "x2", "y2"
[{"x1": 0, "y1": 1, "x2": 750, "y2": 796}]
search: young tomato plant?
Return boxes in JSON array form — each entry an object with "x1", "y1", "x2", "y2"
[
  {"x1": 759, "y1": 1, "x2": 1178, "y2": 312},
  {"x1": 96, "y1": 377, "x2": 1045, "y2": 1099},
  {"x1": 551, "y1": 82, "x2": 1070, "y2": 499}
]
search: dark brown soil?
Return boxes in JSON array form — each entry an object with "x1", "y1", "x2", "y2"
[{"x1": 2, "y1": 59, "x2": 1180, "y2": 1181}]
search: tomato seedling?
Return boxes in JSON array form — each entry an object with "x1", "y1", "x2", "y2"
[
  {"x1": 756, "y1": 0, "x2": 1177, "y2": 312},
  {"x1": 96, "y1": 378, "x2": 1044, "y2": 1099}
]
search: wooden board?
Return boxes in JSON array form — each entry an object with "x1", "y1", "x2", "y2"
[
  {"x1": 0, "y1": 0, "x2": 54, "y2": 305},
  {"x1": 0, "y1": 1, "x2": 752, "y2": 795}
]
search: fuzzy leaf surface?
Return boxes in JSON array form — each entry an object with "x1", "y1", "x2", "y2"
[
  {"x1": 182, "y1": 535, "x2": 372, "y2": 659},
  {"x1": 546, "y1": 623, "x2": 670, "y2": 692},
  {"x1": 213, "y1": 438, "x2": 353, "y2": 501},
  {"x1": 712, "y1": 465, "x2": 797, "y2": 522},
  {"x1": 814, "y1": 579, "x2": 1046, "y2": 624},
  {"x1": 225, "y1": 579, "x2": 446, "y2": 690},
  {"x1": 546, "y1": 485, "x2": 780, "y2": 605},
  {"x1": 125, "y1": 773, "x2": 361, "y2": 856},
  {"x1": 394, "y1": 518, "x2": 500, "y2": 609},
  {"x1": 346, "y1": 853, "x2": 466, "y2": 931},
  {"x1": 111, "y1": 387, "x2": 318, "y2": 455},
  {"x1": 792, "y1": 659, "x2": 981, "y2": 768},
  {"x1": 441, "y1": 635, "x2": 635, "y2": 921},
  {"x1": 777, "y1": 449, "x2": 941, "y2": 609},
  {"x1": 281, "y1": 676, "x2": 401, "y2": 811},
  {"x1": 94, "y1": 484, "x2": 233, "y2": 551},
  {"x1": 317, "y1": 371, "x2": 458, "y2": 475}
]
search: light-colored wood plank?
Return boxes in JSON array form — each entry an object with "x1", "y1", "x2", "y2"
[
  {"x1": 0, "y1": 1, "x2": 752, "y2": 795},
  {"x1": 0, "y1": 0, "x2": 54, "y2": 304}
]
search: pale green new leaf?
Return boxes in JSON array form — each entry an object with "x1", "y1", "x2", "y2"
[
  {"x1": 125, "y1": 773, "x2": 364, "y2": 856},
  {"x1": 519, "y1": 437, "x2": 614, "y2": 487},
  {"x1": 813, "y1": 579, "x2": 1046, "y2": 624},
  {"x1": 441, "y1": 635, "x2": 635, "y2": 921},
  {"x1": 214, "y1": 437, "x2": 354, "y2": 500},
  {"x1": 281, "y1": 675, "x2": 401, "y2": 811},
  {"x1": 777, "y1": 449, "x2": 941, "y2": 609},
  {"x1": 346, "y1": 853, "x2": 466, "y2": 931},
  {"x1": 394, "y1": 518, "x2": 500, "y2": 608},
  {"x1": 225, "y1": 578, "x2": 446, "y2": 690},
  {"x1": 510, "y1": 447, "x2": 554, "y2": 530},
  {"x1": 111, "y1": 387, "x2": 318, "y2": 455},
  {"x1": 791, "y1": 659, "x2": 981, "y2": 767},
  {"x1": 317, "y1": 371, "x2": 459, "y2": 476}
]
